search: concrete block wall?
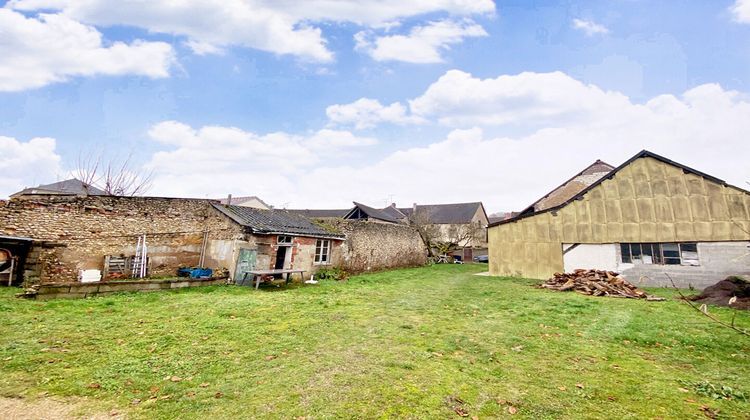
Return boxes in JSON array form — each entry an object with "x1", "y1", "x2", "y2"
[{"x1": 562, "y1": 241, "x2": 750, "y2": 289}]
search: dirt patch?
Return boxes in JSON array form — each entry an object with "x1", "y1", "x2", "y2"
[
  {"x1": 0, "y1": 396, "x2": 120, "y2": 419},
  {"x1": 689, "y1": 276, "x2": 750, "y2": 310}
]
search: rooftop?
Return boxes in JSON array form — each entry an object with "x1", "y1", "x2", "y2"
[{"x1": 212, "y1": 204, "x2": 344, "y2": 239}]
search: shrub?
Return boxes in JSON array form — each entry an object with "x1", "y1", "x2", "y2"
[{"x1": 315, "y1": 266, "x2": 349, "y2": 281}]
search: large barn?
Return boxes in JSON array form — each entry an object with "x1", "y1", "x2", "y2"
[{"x1": 487, "y1": 150, "x2": 750, "y2": 289}]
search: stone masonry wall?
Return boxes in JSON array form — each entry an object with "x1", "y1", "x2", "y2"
[
  {"x1": 0, "y1": 196, "x2": 243, "y2": 284},
  {"x1": 327, "y1": 220, "x2": 427, "y2": 273}
]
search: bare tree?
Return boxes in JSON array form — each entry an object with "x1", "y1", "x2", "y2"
[
  {"x1": 75, "y1": 151, "x2": 153, "y2": 196},
  {"x1": 408, "y1": 208, "x2": 484, "y2": 258}
]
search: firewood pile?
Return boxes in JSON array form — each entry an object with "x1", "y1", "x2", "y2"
[{"x1": 542, "y1": 269, "x2": 664, "y2": 300}]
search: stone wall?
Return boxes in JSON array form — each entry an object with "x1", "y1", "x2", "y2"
[
  {"x1": 0, "y1": 196, "x2": 243, "y2": 284},
  {"x1": 30, "y1": 277, "x2": 229, "y2": 300},
  {"x1": 326, "y1": 220, "x2": 427, "y2": 273}
]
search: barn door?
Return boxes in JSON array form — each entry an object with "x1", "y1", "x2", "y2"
[{"x1": 234, "y1": 248, "x2": 257, "y2": 282}]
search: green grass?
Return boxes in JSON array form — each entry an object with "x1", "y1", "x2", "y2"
[{"x1": 1, "y1": 264, "x2": 749, "y2": 419}]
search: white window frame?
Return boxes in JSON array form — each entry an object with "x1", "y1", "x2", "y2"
[
  {"x1": 314, "y1": 239, "x2": 331, "y2": 265},
  {"x1": 277, "y1": 235, "x2": 293, "y2": 245}
]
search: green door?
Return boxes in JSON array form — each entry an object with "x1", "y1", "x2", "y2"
[{"x1": 234, "y1": 248, "x2": 257, "y2": 283}]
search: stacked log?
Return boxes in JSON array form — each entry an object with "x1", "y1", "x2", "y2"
[{"x1": 542, "y1": 269, "x2": 663, "y2": 300}]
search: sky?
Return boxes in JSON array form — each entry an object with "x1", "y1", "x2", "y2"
[{"x1": 2, "y1": 0, "x2": 750, "y2": 214}]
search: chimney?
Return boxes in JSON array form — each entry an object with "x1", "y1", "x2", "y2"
[
  {"x1": 227, "y1": 194, "x2": 232, "y2": 206},
  {"x1": 412, "y1": 202, "x2": 417, "y2": 212}
]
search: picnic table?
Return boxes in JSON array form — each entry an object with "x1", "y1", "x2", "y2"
[{"x1": 237, "y1": 269, "x2": 306, "y2": 289}]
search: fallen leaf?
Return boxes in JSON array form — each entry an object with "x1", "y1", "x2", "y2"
[
  {"x1": 607, "y1": 396, "x2": 616, "y2": 401},
  {"x1": 265, "y1": 355, "x2": 277, "y2": 361},
  {"x1": 109, "y1": 409, "x2": 119, "y2": 416},
  {"x1": 454, "y1": 406, "x2": 469, "y2": 417},
  {"x1": 575, "y1": 383, "x2": 584, "y2": 389},
  {"x1": 496, "y1": 399, "x2": 506, "y2": 405},
  {"x1": 199, "y1": 383, "x2": 209, "y2": 388},
  {"x1": 87, "y1": 383, "x2": 101, "y2": 389},
  {"x1": 558, "y1": 386, "x2": 567, "y2": 391},
  {"x1": 678, "y1": 387, "x2": 690, "y2": 393},
  {"x1": 149, "y1": 386, "x2": 160, "y2": 394},
  {"x1": 508, "y1": 406, "x2": 518, "y2": 415},
  {"x1": 170, "y1": 376, "x2": 182, "y2": 382},
  {"x1": 186, "y1": 391, "x2": 196, "y2": 398},
  {"x1": 215, "y1": 392, "x2": 223, "y2": 399},
  {"x1": 159, "y1": 395, "x2": 172, "y2": 400},
  {"x1": 131, "y1": 398, "x2": 141, "y2": 405}
]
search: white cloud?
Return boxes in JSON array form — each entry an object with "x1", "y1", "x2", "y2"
[
  {"x1": 355, "y1": 19, "x2": 488, "y2": 63},
  {"x1": 731, "y1": 0, "x2": 750, "y2": 23},
  {"x1": 148, "y1": 72, "x2": 750, "y2": 212},
  {"x1": 408, "y1": 70, "x2": 633, "y2": 126},
  {"x1": 0, "y1": 135, "x2": 63, "y2": 198},
  {"x1": 307, "y1": 80, "x2": 750, "y2": 211},
  {"x1": 0, "y1": 9, "x2": 174, "y2": 91},
  {"x1": 7, "y1": 0, "x2": 495, "y2": 63},
  {"x1": 328, "y1": 70, "x2": 633, "y2": 128},
  {"x1": 145, "y1": 121, "x2": 377, "y2": 198},
  {"x1": 572, "y1": 18, "x2": 610, "y2": 36},
  {"x1": 326, "y1": 98, "x2": 426, "y2": 129}
]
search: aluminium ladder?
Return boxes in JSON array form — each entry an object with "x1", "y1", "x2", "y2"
[{"x1": 131, "y1": 234, "x2": 148, "y2": 278}]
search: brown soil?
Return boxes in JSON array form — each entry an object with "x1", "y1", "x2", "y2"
[
  {"x1": 0, "y1": 396, "x2": 120, "y2": 419},
  {"x1": 689, "y1": 276, "x2": 750, "y2": 310}
]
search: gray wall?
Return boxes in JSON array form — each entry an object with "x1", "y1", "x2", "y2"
[{"x1": 562, "y1": 241, "x2": 750, "y2": 290}]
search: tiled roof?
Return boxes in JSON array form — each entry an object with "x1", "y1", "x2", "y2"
[
  {"x1": 12, "y1": 179, "x2": 107, "y2": 197},
  {"x1": 398, "y1": 202, "x2": 484, "y2": 224},
  {"x1": 217, "y1": 195, "x2": 270, "y2": 208},
  {"x1": 212, "y1": 204, "x2": 344, "y2": 239},
  {"x1": 286, "y1": 209, "x2": 351, "y2": 218},
  {"x1": 523, "y1": 160, "x2": 614, "y2": 214},
  {"x1": 346, "y1": 202, "x2": 400, "y2": 223},
  {"x1": 380, "y1": 205, "x2": 408, "y2": 220}
]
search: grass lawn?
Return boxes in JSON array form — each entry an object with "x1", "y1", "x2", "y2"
[{"x1": 1, "y1": 264, "x2": 749, "y2": 419}]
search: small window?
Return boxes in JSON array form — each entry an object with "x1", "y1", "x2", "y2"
[
  {"x1": 680, "y1": 243, "x2": 700, "y2": 266},
  {"x1": 315, "y1": 239, "x2": 331, "y2": 264},
  {"x1": 662, "y1": 243, "x2": 680, "y2": 265},
  {"x1": 618, "y1": 242, "x2": 698, "y2": 266},
  {"x1": 277, "y1": 235, "x2": 293, "y2": 245},
  {"x1": 620, "y1": 243, "x2": 631, "y2": 263}
]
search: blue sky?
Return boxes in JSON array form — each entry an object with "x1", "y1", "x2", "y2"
[{"x1": 2, "y1": 0, "x2": 750, "y2": 213}]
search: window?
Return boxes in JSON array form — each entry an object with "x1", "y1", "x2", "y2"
[
  {"x1": 277, "y1": 235, "x2": 293, "y2": 245},
  {"x1": 314, "y1": 239, "x2": 331, "y2": 264},
  {"x1": 619, "y1": 243, "x2": 699, "y2": 266}
]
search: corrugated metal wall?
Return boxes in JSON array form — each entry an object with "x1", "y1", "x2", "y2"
[{"x1": 488, "y1": 156, "x2": 750, "y2": 279}]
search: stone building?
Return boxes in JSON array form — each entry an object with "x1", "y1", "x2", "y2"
[
  {"x1": 0, "y1": 195, "x2": 240, "y2": 285},
  {"x1": 0, "y1": 194, "x2": 427, "y2": 286},
  {"x1": 211, "y1": 204, "x2": 345, "y2": 280},
  {"x1": 487, "y1": 150, "x2": 750, "y2": 289}
]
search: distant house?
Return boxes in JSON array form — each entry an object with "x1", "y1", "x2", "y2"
[
  {"x1": 487, "y1": 150, "x2": 750, "y2": 289},
  {"x1": 338, "y1": 201, "x2": 489, "y2": 259},
  {"x1": 399, "y1": 202, "x2": 489, "y2": 260},
  {"x1": 343, "y1": 202, "x2": 402, "y2": 224},
  {"x1": 218, "y1": 195, "x2": 270, "y2": 210},
  {"x1": 11, "y1": 179, "x2": 106, "y2": 198}
]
